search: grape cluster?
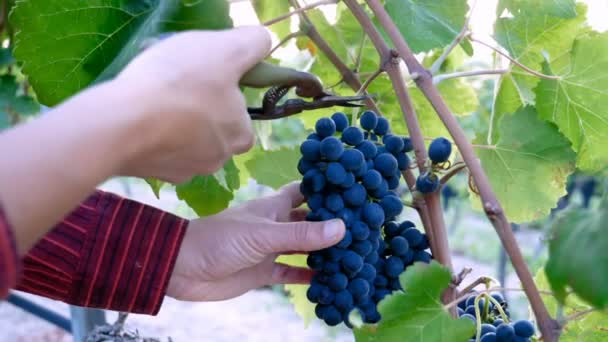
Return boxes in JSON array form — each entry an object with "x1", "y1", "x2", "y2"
[
  {"x1": 416, "y1": 137, "x2": 453, "y2": 194},
  {"x1": 299, "y1": 111, "x2": 431, "y2": 327},
  {"x1": 458, "y1": 292, "x2": 536, "y2": 342}
]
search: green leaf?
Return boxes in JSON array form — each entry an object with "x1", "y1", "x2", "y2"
[
  {"x1": 145, "y1": 178, "x2": 165, "y2": 199},
  {"x1": 497, "y1": 0, "x2": 577, "y2": 18},
  {"x1": 536, "y1": 32, "x2": 608, "y2": 172},
  {"x1": 535, "y1": 268, "x2": 608, "y2": 341},
  {"x1": 490, "y1": 73, "x2": 524, "y2": 143},
  {"x1": 277, "y1": 254, "x2": 317, "y2": 327},
  {"x1": 472, "y1": 106, "x2": 576, "y2": 223},
  {"x1": 214, "y1": 158, "x2": 240, "y2": 192},
  {"x1": 176, "y1": 175, "x2": 233, "y2": 217},
  {"x1": 384, "y1": 0, "x2": 469, "y2": 53},
  {"x1": 0, "y1": 74, "x2": 39, "y2": 130},
  {"x1": 493, "y1": 3, "x2": 588, "y2": 104},
  {"x1": 354, "y1": 261, "x2": 475, "y2": 341},
  {"x1": 545, "y1": 193, "x2": 608, "y2": 309},
  {"x1": 11, "y1": 0, "x2": 232, "y2": 106},
  {"x1": 252, "y1": 0, "x2": 291, "y2": 39},
  {"x1": 245, "y1": 147, "x2": 301, "y2": 189}
]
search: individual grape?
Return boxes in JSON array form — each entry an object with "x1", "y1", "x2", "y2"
[
  {"x1": 496, "y1": 324, "x2": 515, "y2": 340},
  {"x1": 303, "y1": 168, "x2": 326, "y2": 192},
  {"x1": 370, "y1": 179, "x2": 389, "y2": 198},
  {"x1": 465, "y1": 295, "x2": 477, "y2": 308},
  {"x1": 325, "y1": 193, "x2": 345, "y2": 212},
  {"x1": 396, "y1": 152, "x2": 410, "y2": 170},
  {"x1": 374, "y1": 117, "x2": 390, "y2": 136},
  {"x1": 379, "y1": 194, "x2": 404, "y2": 218},
  {"x1": 297, "y1": 158, "x2": 315, "y2": 175},
  {"x1": 326, "y1": 247, "x2": 347, "y2": 262},
  {"x1": 374, "y1": 275, "x2": 388, "y2": 288},
  {"x1": 480, "y1": 333, "x2": 497, "y2": 342},
  {"x1": 307, "y1": 282, "x2": 323, "y2": 303},
  {"x1": 492, "y1": 319, "x2": 504, "y2": 327},
  {"x1": 413, "y1": 250, "x2": 432, "y2": 263},
  {"x1": 316, "y1": 208, "x2": 335, "y2": 221},
  {"x1": 342, "y1": 251, "x2": 364, "y2": 275},
  {"x1": 326, "y1": 162, "x2": 347, "y2": 185},
  {"x1": 323, "y1": 261, "x2": 340, "y2": 274},
  {"x1": 402, "y1": 137, "x2": 414, "y2": 152},
  {"x1": 387, "y1": 174, "x2": 401, "y2": 190},
  {"x1": 328, "y1": 273, "x2": 349, "y2": 291},
  {"x1": 402, "y1": 227, "x2": 423, "y2": 248},
  {"x1": 343, "y1": 183, "x2": 367, "y2": 207},
  {"x1": 341, "y1": 126, "x2": 365, "y2": 146},
  {"x1": 353, "y1": 159, "x2": 368, "y2": 177},
  {"x1": 374, "y1": 153, "x2": 398, "y2": 176},
  {"x1": 513, "y1": 320, "x2": 535, "y2": 338},
  {"x1": 318, "y1": 286, "x2": 335, "y2": 305},
  {"x1": 389, "y1": 236, "x2": 410, "y2": 256},
  {"x1": 307, "y1": 193, "x2": 324, "y2": 211},
  {"x1": 364, "y1": 251, "x2": 379, "y2": 264},
  {"x1": 481, "y1": 323, "x2": 496, "y2": 335},
  {"x1": 362, "y1": 202, "x2": 385, "y2": 228},
  {"x1": 416, "y1": 172, "x2": 440, "y2": 193},
  {"x1": 336, "y1": 207, "x2": 356, "y2": 227},
  {"x1": 461, "y1": 314, "x2": 476, "y2": 322},
  {"x1": 352, "y1": 240, "x2": 373, "y2": 256},
  {"x1": 351, "y1": 221, "x2": 371, "y2": 240},
  {"x1": 373, "y1": 289, "x2": 391, "y2": 302},
  {"x1": 307, "y1": 253, "x2": 324, "y2": 271},
  {"x1": 360, "y1": 302, "x2": 381, "y2": 323},
  {"x1": 340, "y1": 149, "x2": 365, "y2": 171},
  {"x1": 340, "y1": 172, "x2": 356, "y2": 188},
  {"x1": 315, "y1": 304, "x2": 328, "y2": 320},
  {"x1": 385, "y1": 256, "x2": 405, "y2": 278},
  {"x1": 323, "y1": 305, "x2": 342, "y2": 326},
  {"x1": 300, "y1": 139, "x2": 321, "y2": 161},
  {"x1": 336, "y1": 230, "x2": 353, "y2": 248},
  {"x1": 491, "y1": 293, "x2": 505, "y2": 305},
  {"x1": 362, "y1": 170, "x2": 383, "y2": 190},
  {"x1": 331, "y1": 112, "x2": 349, "y2": 132},
  {"x1": 334, "y1": 290, "x2": 354, "y2": 313},
  {"x1": 316, "y1": 117, "x2": 337, "y2": 138},
  {"x1": 320, "y1": 136, "x2": 344, "y2": 161},
  {"x1": 360, "y1": 111, "x2": 378, "y2": 131},
  {"x1": 388, "y1": 278, "x2": 402, "y2": 291},
  {"x1": 384, "y1": 221, "x2": 402, "y2": 238},
  {"x1": 348, "y1": 278, "x2": 370, "y2": 299},
  {"x1": 364, "y1": 131, "x2": 379, "y2": 141},
  {"x1": 385, "y1": 135, "x2": 405, "y2": 154},
  {"x1": 428, "y1": 137, "x2": 452, "y2": 163},
  {"x1": 356, "y1": 140, "x2": 378, "y2": 159},
  {"x1": 358, "y1": 263, "x2": 377, "y2": 282}
]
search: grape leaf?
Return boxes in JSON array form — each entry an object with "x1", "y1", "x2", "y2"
[
  {"x1": 384, "y1": 0, "x2": 469, "y2": 53},
  {"x1": 214, "y1": 158, "x2": 240, "y2": 192},
  {"x1": 536, "y1": 32, "x2": 608, "y2": 172},
  {"x1": 545, "y1": 191, "x2": 608, "y2": 309},
  {"x1": 10, "y1": 0, "x2": 232, "y2": 106},
  {"x1": 493, "y1": 3, "x2": 588, "y2": 104},
  {"x1": 490, "y1": 73, "x2": 524, "y2": 143},
  {"x1": 245, "y1": 147, "x2": 301, "y2": 189},
  {"x1": 251, "y1": 0, "x2": 291, "y2": 39},
  {"x1": 535, "y1": 269, "x2": 608, "y2": 341},
  {"x1": 354, "y1": 261, "x2": 475, "y2": 341},
  {"x1": 175, "y1": 175, "x2": 233, "y2": 217},
  {"x1": 472, "y1": 106, "x2": 576, "y2": 223},
  {"x1": 0, "y1": 74, "x2": 39, "y2": 130},
  {"x1": 277, "y1": 254, "x2": 317, "y2": 327},
  {"x1": 145, "y1": 178, "x2": 165, "y2": 199},
  {"x1": 497, "y1": 0, "x2": 577, "y2": 18}
]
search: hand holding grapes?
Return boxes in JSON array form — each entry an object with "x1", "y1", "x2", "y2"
[{"x1": 166, "y1": 182, "x2": 345, "y2": 301}]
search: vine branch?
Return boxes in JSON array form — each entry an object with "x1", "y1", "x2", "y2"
[
  {"x1": 433, "y1": 69, "x2": 508, "y2": 84},
  {"x1": 357, "y1": 66, "x2": 384, "y2": 94},
  {"x1": 365, "y1": 0, "x2": 559, "y2": 340},
  {"x1": 262, "y1": 0, "x2": 337, "y2": 27},
  {"x1": 268, "y1": 31, "x2": 303, "y2": 57},
  {"x1": 560, "y1": 308, "x2": 597, "y2": 325},
  {"x1": 469, "y1": 36, "x2": 561, "y2": 80}
]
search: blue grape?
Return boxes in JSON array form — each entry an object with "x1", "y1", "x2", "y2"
[
  {"x1": 348, "y1": 278, "x2": 370, "y2": 299},
  {"x1": 325, "y1": 193, "x2": 345, "y2": 212},
  {"x1": 492, "y1": 319, "x2": 504, "y2": 327},
  {"x1": 360, "y1": 302, "x2": 381, "y2": 323},
  {"x1": 379, "y1": 194, "x2": 404, "y2": 218},
  {"x1": 370, "y1": 179, "x2": 389, "y2": 198},
  {"x1": 307, "y1": 282, "x2": 323, "y2": 303},
  {"x1": 374, "y1": 153, "x2": 398, "y2": 176},
  {"x1": 390, "y1": 236, "x2": 410, "y2": 256},
  {"x1": 428, "y1": 137, "x2": 452, "y2": 163},
  {"x1": 352, "y1": 240, "x2": 373, "y2": 256},
  {"x1": 396, "y1": 152, "x2": 410, "y2": 170},
  {"x1": 384, "y1": 221, "x2": 402, "y2": 238},
  {"x1": 326, "y1": 247, "x2": 347, "y2": 261},
  {"x1": 366, "y1": 159, "x2": 374, "y2": 170},
  {"x1": 340, "y1": 148, "x2": 365, "y2": 171},
  {"x1": 317, "y1": 208, "x2": 335, "y2": 221},
  {"x1": 356, "y1": 140, "x2": 378, "y2": 159},
  {"x1": 362, "y1": 170, "x2": 383, "y2": 190},
  {"x1": 480, "y1": 333, "x2": 496, "y2": 342},
  {"x1": 334, "y1": 290, "x2": 354, "y2": 312},
  {"x1": 331, "y1": 112, "x2": 349, "y2": 132},
  {"x1": 323, "y1": 305, "x2": 342, "y2": 326},
  {"x1": 328, "y1": 272, "x2": 349, "y2": 291},
  {"x1": 461, "y1": 314, "x2": 476, "y2": 322},
  {"x1": 496, "y1": 324, "x2": 515, "y2": 339},
  {"x1": 336, "y1": 230, "x2": 353, "y2": 248},
  {"x1": 364, "y1": 131, "x2": 379, "y2": 141},
  {"x1": 315, "y1": 304, "x2": 328, "y2": 320},
  {"x1": 320, "y1": 136, "x2": 344, "y2": 161},
  {"x1": 385, "y1": 256, "x2": 404, "y2": 278},
  {"x1": 388, "y1": 277, "x2": 402, "y2": 291},
  {"x1": 416, "y1": 172, "x2": 440, "y2": 193},
  {"x1": 362, "y1": 202, "x2": 385, "y2": 228},
  {"x1": 385, "y1": 135, "x2": 405, "y2": 153},
  {"x1": 318, "y1": 286, "x2": 335, "y2": 305},
  {"x1": 316, "y1": 117, "x2": 336, "y2": 138},
  {"x1": 402, "y1": 228, "x2": 423, "y2": 248},
  {"x1": 358, "y1": 263, "x2": 377, "y2": 281},
  {"x1": 307, "y1": 133, "x2": 321, "y2": 141},
  {"x1": 374, "y1": 275, "x2": 388, "y2": 288},
  {"x1": 303, "y1": 168, "x2": 326, "y2": 192},
  {"x1": 481, "y1": 323, "x2": 496, "y2": 335},
  {"x1": 374, "y1": 117, "x2": 390, "y2": 135},
  {"x1": 400, "y1": 249, "x2": 414, "y2": 265},
  {"x1": 491, "y1": 293, "x2": 505, "y2": 304},
  {"x1": 402, "y1": 137, "x2": 414, "y2": 152},
  {"x1": 336, "y1": 207, "x2": 356, "y2": 226},
  {"x1": 307, "y1": 253, "x2": 324, "y2": 271},
  {"x1": 465, "y1": 295, "x2": 477, "y2": 308},
  {"x1": 341, "y1": 126, "x2": 365, "y2": 146},
  {"x1": 300, "y1": 139, "x2": 321, "y2": 161},
  {"x1": 387, "y1": 175, "x2": 401, "y2": 190},
  {"x1": 513, "y1": 320, "x2": 535, "y2": 338},
  {"x1": 323, "y1": 261, "x2": 340, "y2": 274},
  {"x1": 351, "y1": 221, "x2": 370, "y2": 240},
  {"x1": 413, "y1": 250, "x2": 432, "y2": 263},
  {"x1": 360, "y1": 111, "x2": 378, "y2": 131},
  {"x1": 307, "y1": 193, "x2": 324, "y2": 211},
  {"x1": 297, "y1": 158, "x2": 315, "y2": 175},
  {"x1": 340, "y1": 172, "x2": 356, "y2": 188},
  {"x1": 326, "y1": 162, "x2": 347, "y2": 185},
  {"x1": 364, "y1": 251, "x2": 379, "y2": 264},
  {"x1": 342, "y1": 251, "x2": 364, "y2": 275},
  {"x1": 374, "y1": 289, "x2": 391, "y2": 302},
  {"x1": 343, "y1": 183, "x2": 367, "y2": 207}
]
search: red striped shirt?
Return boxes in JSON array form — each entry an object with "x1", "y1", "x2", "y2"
[{"x1": 0, "y1": 190, "x2": 188, "y2": 315}]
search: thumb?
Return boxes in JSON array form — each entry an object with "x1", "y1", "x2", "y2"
[
  {"x1": 259, "y1": 219, "x2": 346, "y2": 254},
  {"x1": 217, "y1": 25, "x2": 272, "y2": 79}
]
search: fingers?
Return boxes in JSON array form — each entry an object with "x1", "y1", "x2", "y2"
[
  {"x1": 256, "y1": 219, "x2": 345, "y2": 254},
  {"x1": 285, "y1": 208, "x2": 309, "y2": 222},
  {"x1": 217, "y1": 26, "x2": 272, "y2": 79},
  {"x1": 269, "y1": 263, "x2": 314, "y2": 285},
  {"x1": 268, "y1": 182, "x2": 306, "y2": 221}
]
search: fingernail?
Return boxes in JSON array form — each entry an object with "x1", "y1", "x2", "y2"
[{"x1": 323, "y1": 220, "x2": 344, "y2": 242}]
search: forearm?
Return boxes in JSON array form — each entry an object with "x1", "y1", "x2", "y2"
[{"x1": 0, "y1": 81, "x2": 146, "y2": 255}]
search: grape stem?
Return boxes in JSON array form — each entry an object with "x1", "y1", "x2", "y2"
[
  {"x1": 363, "y1": 0, "x2": 560, "y2": 339},
  {"x1": 267, "y1": 31, "x2": 304, "y2": 57},
  {"x1": 356, "y1": 66, "x2": 384, "y2": 95},
  {"x1": 433, "y1": 69, "x2": 509, "y2": 84},
  {"x1": 559, "y1": 308, "x2": 597, "y2": 325},
  {"x1": 342, "y1": 0, "x2": 456, "y2": 316},
  {"x1": 262, "y1": 0, "x2": 338, "y2": 27},
  {"x1": 440, "y1": 163, "x2": 468, "y2": 185}
]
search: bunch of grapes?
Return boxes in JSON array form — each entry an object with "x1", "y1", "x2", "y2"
[
  {"x1": 458, "y1": 292, "x2": 536, "y2": 342},
  {"x1": 299, "y1": 110, "x2": 432, "y2": 327},
  {"x1": 416, "y1": 137, "x2": 453, "y2": 194}
]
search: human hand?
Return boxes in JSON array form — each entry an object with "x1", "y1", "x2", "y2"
[
  {"x1": 166, "y1": 183, "x2": 345, "y2": 301},
  {"x1": 114, "y1": 26, "x2": 271, "y2": 183}
]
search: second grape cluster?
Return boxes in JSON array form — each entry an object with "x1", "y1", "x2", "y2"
[{"x1": 299, "y1": 111, "x2": 433, "y2": 327}]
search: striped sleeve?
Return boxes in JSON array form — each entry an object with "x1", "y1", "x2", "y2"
[{"x1": 3, "y1": 190, "x2": 188, "y2": 315}]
